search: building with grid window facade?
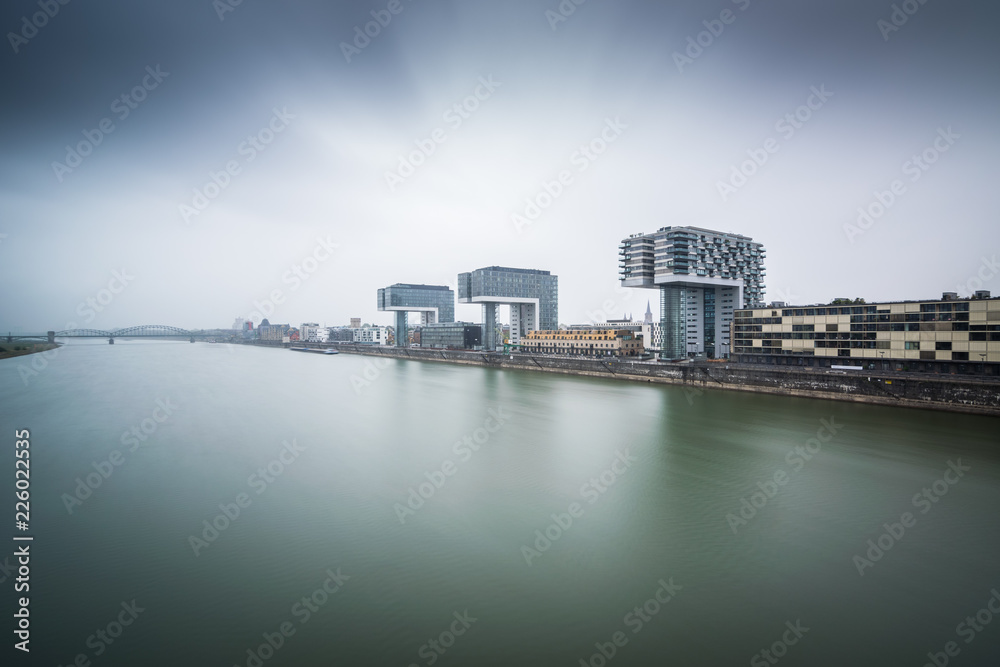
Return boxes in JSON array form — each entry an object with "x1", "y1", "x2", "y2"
[
  {"x1": 520, "y1": 329, "x2": 643, "y2": 357},
  {"x1": 377, "y1": 283, "x2": 455, "y2": 347},
  {"x1": 457, "y1": 266, "x2": 558, "y2": 351},
  {"x1": 732, "y1": 292, "x2": 1000, "y2": 375},
  {"x1": 619, "y1": 226, "x2": 765, "y2": 359}
]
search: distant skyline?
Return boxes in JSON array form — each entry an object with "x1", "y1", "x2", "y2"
[{"x1": 1, "y1": 0, "x2": 998, "y2": 331}]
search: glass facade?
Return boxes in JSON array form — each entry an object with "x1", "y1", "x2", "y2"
[
  {"x1": 377, "y1": 284, "x2": 455, "y2": 322},
  {"x1": 660, "y1": 286, "x2": 686, "y2": 360},
  {"x1": 703, "y1": 287, "x2": 716, "y2": 358},
  {"x1": 457, "y1": 266, "x2": 559, "y2": 350},
  {"x1": 420, "y1": 323, "x2": 482, "y2": 349}
]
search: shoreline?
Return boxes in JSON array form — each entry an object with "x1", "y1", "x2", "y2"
[
  {"x1": 0, "y1": 341, "x2": 59, "y2": 361},
  {"x1": 312, "y1": 342, "x2": 1000, "y2": 417}
]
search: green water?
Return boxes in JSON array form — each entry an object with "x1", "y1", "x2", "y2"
[{"x1": 1, "y1": 339, "x2": 998, "y2": 666}]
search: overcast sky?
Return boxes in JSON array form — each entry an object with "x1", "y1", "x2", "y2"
[{"x1": 1, "y1": 0, "x2": 998, "y2": 332}]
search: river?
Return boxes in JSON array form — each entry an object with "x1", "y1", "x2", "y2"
[{"x1": 2, "y1": 339, "x2": 998, "y2": 666}]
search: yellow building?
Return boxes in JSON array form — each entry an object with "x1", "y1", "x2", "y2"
[
  {"x1": 733, "y1": 294, "x2": 1000, "y2": 375},
  {"x1": 520, "y1": 329, "x2": 644, "y2": 357}
]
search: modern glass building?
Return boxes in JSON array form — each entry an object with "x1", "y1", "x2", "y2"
[
  {"x1": 619, "y1": 226, "x2": 765, "y2": 359},
  {"x1": 377, "y1": 283, "x2": 455, "y2": 347},
  {"x1": 457, "y1": 266, "x2": 558, "y2": 351},
  {"x1": 419, "y1": 323, "x2": 482, "y2": 349}
]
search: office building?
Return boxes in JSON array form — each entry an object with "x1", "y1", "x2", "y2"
[
  {"x1": 353, "y1": 326, "x2": 390, "y2": 345},
  {"x1": 300, "y1": 323, "x2": 327, "y2": 343},
  {"x1": 419, "y1": 323, "x2": 482, "y2": 349},
  {"x1": 458, "y1": 266, "x2": 558, "y2": 351},
  {"x1": 733, "y1": 292, "x2": 1000, "y2": 375},
  {"x1": 520, "y1": 329, "x2": 643, "y2": 357},
  {"x1": 350, "y1": 318, "x2": 361, "y2": 328},
  {"x1": 377, "y1": 283, "x2": 456, "y2": 347},
  {"x1": 257, "y1": 319, "x2": 289, "y2": 342},
  {"x1": 328, "y1": 328, "x2": 355, "y2": 343},
  {"x1": 620, "y1": 226, "x2": 765, "y2": 359}
]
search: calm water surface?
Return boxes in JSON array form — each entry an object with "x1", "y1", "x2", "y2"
[{"x1": 1, "y1": 339, "x2": 998, "y2": 666}]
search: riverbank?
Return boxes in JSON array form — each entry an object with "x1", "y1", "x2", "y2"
[
  {"x1": 314, "y1": 343, "x2": 1000, "y2": 417},
  {"x1": 0, "y1": 341, "x2": 59, "y2": 361}
]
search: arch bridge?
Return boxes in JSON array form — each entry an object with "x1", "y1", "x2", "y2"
[{"x1": 6, "y1": 326, "x2": 216, "y2": 344}]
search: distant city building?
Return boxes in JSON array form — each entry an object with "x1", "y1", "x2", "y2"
[
  {"x1": 328, "y1": 328, "x2": 355, "y2": 343},
  {"x1": 733, "y1": 292, "x2": 999, "y2": 375},
  {"x1": 641, "y1": 322, "x2": 665, "y2": 355},
  {"x1": 300, "y1": 323, "x2": 328, "y2": 343},
  {"x1": 419, "y1": 323, "x2": 482, "y2": 349},
  {"x1": 569, "y1": 316, "x2": 643, "y2": 333},
  {"x1": 232, "y1": 317, "x2": 246, "y2": 330},
  {"x1": 620, "y1": 226, "x2": 765, "y2": 359},
  {"x1": 350, "y1": 318, "x2": 361, "y2": 328},
  {"x1": 257, "y1": 319, "x2": 289, "y2": 341},
  {"x1": 457, "y1": 266, "x2": 558, "y2": 351},
  {"x1": 352, "y1": 326, "x2": 389, "y2": 345},
  {"x1": 520, "y1": 329, "x2": 643, "y2": 357},
  {"x1": 644, "y1": 300, "x2": 653, "y2": 324},
  {"x1": 377, "y1": 283, "x2": 456, "y2": 347}
]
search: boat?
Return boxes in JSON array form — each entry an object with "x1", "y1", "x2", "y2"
[{"x1": 290, "y1": 347, "x2": 339, "y2": 355}]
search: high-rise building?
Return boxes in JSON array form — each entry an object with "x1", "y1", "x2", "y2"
[
  {"x1": 457, "y1": 266, "x2": 558, "y2": 351},
  {"x1": 350, "y1": 318, "x2": 361, "y2": 328},
  {"x1": 619, "y1": 226, "x2": 765, "y2": 359},
  {"x1": 377, "y1": 283, "x2": 456, "y2": 347}
]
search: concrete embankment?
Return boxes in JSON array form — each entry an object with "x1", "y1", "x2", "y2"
[{"x1": 321, "y1": 343, "x2": 1000, "y2": 417}]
